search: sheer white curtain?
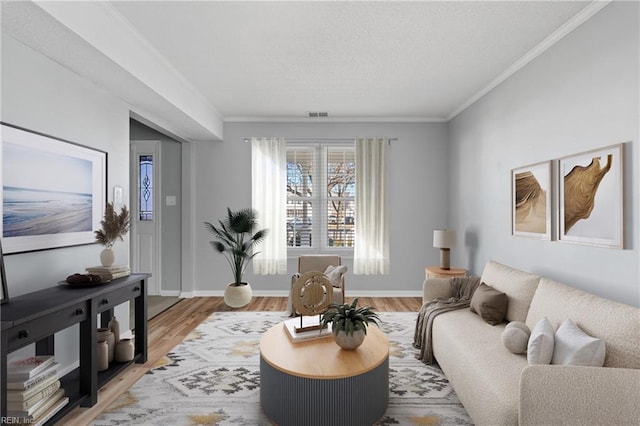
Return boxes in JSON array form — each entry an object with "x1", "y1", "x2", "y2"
[
  {"x1": 251, "y1": 137, "x2": 287, "y2": 275},
  {"x1": 354, "y1": 137, "x2": 390, "y2": 275}
]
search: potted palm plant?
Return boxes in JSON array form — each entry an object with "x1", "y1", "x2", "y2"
[
  {"x1": 320, "y1": 298, "x2": 381, "y2": 350},
  {"x1": 204, "y1": 208, "x2": 267, "y2": 308},
  {"x1": 95, "y1": 202, "x2": 130, "y2": 267}
]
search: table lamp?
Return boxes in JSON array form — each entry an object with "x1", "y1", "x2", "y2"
[{"x1": 433, "y1": 229, "x2": 456, "y2": 270}]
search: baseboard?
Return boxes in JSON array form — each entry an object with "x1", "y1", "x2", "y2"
[
  {"x1": 58, "y1": 360, "x2": 80, "y2": 378},
  {"x1": 158, "y1": 290, "x2": 181, "y2": 297}
]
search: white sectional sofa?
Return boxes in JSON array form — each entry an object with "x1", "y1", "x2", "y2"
[{"x1": 422, "y1": 260, "x2": 640, "y2": 425}]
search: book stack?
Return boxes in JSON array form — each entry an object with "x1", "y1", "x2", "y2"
[
  {"x1": 283, "y1": 316, "x2": 333, "y2": 343},
  {"x1": 6, "y1": 356, "x2": 69, "y2": 425},
  {"x1": 85, "y1": 265, "x2": 131, "y2": 281}
]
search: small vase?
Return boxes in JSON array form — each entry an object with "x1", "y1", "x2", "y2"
[
  {"x1": 223, "y1": 282, "x2": 252, "y2": 308},
  {"x1": 108, "y1": 316, "x2": 120, "y2": 343},
  {"x1": 114, "y1": 338, "x2": 135, "y2": 362},
  {"x1": 97, "y1": 328, "x2": 115, "y2": 363},
  {"x1": 97, "y1": 340, "x2": 109, "y2": 372},
  {"x1": 333, "y1": 328, "x2": 366, "y2": 350},
  {"x1": 100, "y1": 248, "x2": 115, "y2": 267}
]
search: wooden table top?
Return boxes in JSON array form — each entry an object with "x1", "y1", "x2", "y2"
[
  {"x1": 426, "y1": 266, "x2": 466, "y2": 276},
  {"x1": 260, "y1": 322, "x2": 388, "y2": 380}
]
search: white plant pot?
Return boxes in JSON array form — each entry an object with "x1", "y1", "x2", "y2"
[
  {"x1": 333, "y1": 328, "x2": 366, "y2": 350},
  {"x1": 100, "y1": 248, "x2": 115, "y2": 267},
  {"x1": 224, "y1": 282, "x2": 252, "y2": 308}
]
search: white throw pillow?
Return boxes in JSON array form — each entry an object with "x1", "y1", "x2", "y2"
[
  {"x1": 552, "y1": 319, "x2": 606, "y2": 366},
  {"x1": 527, "y1": 317, "x2": 555, "y2": 365},
  {"x1": 501, "y1": 321, "x2": 530, "y2": 354},
  {"x1": 324, "y1": 265, "x2": 348, "y2": 288}
]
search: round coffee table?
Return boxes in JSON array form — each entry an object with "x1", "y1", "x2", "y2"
[{"x1": 259, "y1": 322, "x2": 389, "y2": 426}]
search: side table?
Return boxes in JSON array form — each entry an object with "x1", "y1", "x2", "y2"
[{"x1": 426, "y1": 266, "x2": 466, "y2": 280}]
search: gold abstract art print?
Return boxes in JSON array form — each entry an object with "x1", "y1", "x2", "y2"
[
  {"x1": 558, "y1": 144, "x2": 624, "y2": 248},
  {"x1": 512, "y1": 161, "x2": 551, "y2": 240}
]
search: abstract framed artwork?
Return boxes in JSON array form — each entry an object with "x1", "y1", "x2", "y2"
[
  {"x1": 1, "y1": 123, "x2": 107, "y2": 254},
  {"x1": 558, "y1": 143, "x2": 624, "y2": 249},
  {"x1": 511, "y1": 161, "x2": 551, "y2": 240}
]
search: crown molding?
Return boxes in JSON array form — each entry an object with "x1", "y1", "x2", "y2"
[
  {"x1": 224, "y1": 116, "x2": 447, "y2": 123},
  {"x1": 446, "y1": 1, "x2": 612, "y2": 121}
]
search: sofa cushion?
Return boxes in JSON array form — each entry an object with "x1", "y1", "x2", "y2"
[
  {"x1": 432, "y1": 309, "x2": 527, "y2": 425},
  {"x1": 527, "y1": 317, "x2": 555, "y2": 365},
  {"x1": 552, "y1": 319, "x2": 606, "y2": 367},
  {"x1": 470, "y1": 283, "x2": 508, "y2": 325},
  {"x1": 480, "y1": 261, "x2": 541, "y2": 323},
  {"x1": 502, "y1": 321, "x2": 530, "y2": 354},
  {"x1": 526, "y1": 278, "x2": 640, "y2": 369}
]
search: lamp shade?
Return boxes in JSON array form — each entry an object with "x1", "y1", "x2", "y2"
[{"x1": 433, "y1": 229, "x2": 457, "y2": 249}]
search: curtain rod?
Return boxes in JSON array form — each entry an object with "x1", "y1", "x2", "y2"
[{"x1": 243, "y1": 137, "x2": 397, "y2": 143}]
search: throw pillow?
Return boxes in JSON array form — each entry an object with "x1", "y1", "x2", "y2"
[
  {"x1": 527, "y1": 317, "x2": 555, "y2": 365},
  {"x1": 470, "y1": 282, "x2": 508, "y2": 325},
  {"x1": 324, "y1": 265, "x2": 348, "y2": 288},
  {"x1": 501, "y1": 321, "x2": 530, "y2": 354},
  {"x1": 552, "y1": 319, "x2": 606, "y2": 366}
]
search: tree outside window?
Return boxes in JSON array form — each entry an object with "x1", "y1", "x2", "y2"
[{"x1": 286, "y1": 146, "x2": 355, "y2": 250}]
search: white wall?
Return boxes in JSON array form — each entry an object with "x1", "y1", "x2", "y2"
[
  {"x1": 1, "y1": 35, "x2": 132, "y2": 369},
  {"x1": 448, "y1": 2, "x2": 639, "y2": 306},
  {"x1": 193, "y1": 122, "x2": 449, "y2": 296}
]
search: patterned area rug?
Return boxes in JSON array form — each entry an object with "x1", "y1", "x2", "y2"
[{"x1": 93, "y1": 312, "x2": 472, "y2": 425}]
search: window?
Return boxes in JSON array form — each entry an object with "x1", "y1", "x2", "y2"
[
  {"x1": 286, "y1": 145, "x2": 355, "y2": 250},
  {"x1": 138, "y1": 155, "x2": 153, "y2": 221}
]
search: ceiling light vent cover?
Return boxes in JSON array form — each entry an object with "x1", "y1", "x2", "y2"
[{"x1": 308, "y1": 112, "x2": 328, "y2": 117}]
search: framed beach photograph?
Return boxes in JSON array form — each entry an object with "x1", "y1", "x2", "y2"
[
  {"x1": 511, "y1": 161, "x2": 551, "y2": 240},
  {"x1": 1, "y1": 123, "x2": 107, "y2": 254},
  {"x1": 1, "y1": 239, "x2": 8, "y2": 303},
  {"x1": 558, "y1": 144, "x2": 624, "y2": 249}
]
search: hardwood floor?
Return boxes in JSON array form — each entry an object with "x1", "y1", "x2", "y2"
[{"x1": 60, "y1": 296, "x2": 421, "y2": 425}]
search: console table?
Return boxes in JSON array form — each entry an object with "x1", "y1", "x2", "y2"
[{"x1": 1, "y1": 273, "x2": 149, "y2": 423}]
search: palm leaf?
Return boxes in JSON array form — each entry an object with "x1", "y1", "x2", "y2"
[{"x1": 204, "y1": 207, "x2": 268, "y2": 285}]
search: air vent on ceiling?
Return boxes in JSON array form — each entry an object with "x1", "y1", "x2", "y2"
[{"x1": 308, "y1": 112, "x2": 329, "y2": 117}]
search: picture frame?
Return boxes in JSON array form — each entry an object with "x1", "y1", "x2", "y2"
[
  {"x1": 558, "y1": 143, "x2": 624, "y2": 249},
  {"x1": 1, "y1": 123, "x2": 107, "y2": 254},
  {"x1": 1, "y1": 239, "x2": 8, "y2": 304},
  {"x1": 511, "y1": 161, "x2": 552, "y2": 240}
]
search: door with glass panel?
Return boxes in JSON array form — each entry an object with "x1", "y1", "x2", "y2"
[{"x1": 130, "y1": 140, "x2": 160, "y2": 295}]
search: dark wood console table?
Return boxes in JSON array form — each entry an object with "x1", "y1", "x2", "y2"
[{"x1": 1, "y1": 273, "x2": 149, "y2": 423}]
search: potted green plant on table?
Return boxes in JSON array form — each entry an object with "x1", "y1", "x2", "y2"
[
  {"x1": 95, "y1": 202, "x2": 130, "y2": 267},
  {"x1": 320, "y1": 298, "x2": 381, "y2": 350},
  {"x1": 204, "y1": 208, "x2": 267, "y2": 308}
]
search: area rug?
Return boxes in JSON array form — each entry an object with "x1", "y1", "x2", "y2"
[{"x1": 93, "y1": 312, "x2": 472, "y2": 425}]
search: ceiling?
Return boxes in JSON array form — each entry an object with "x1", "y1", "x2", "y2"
[{"x1": 2, "y1": 1, "x2": 606, "y2": 140}]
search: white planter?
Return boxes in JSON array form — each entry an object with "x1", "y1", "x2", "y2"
[
  {"x1": 100, "y1": 248, "x2": 115, "y2": 267},
  {"x1": 224, "y1": 282, "x2": 252, "y2": 308},
  {"x1": 333, "y1": 328, "x2": 366, "y2": 350}
]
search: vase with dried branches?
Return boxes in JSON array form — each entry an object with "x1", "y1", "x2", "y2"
[{"x1": 95, "y1": 202, "x2": 130, "y2": 267}]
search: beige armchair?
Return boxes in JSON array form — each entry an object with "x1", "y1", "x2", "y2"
[{"x1": 288, "y1": 255, "x2": 346, "y2": 316}]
